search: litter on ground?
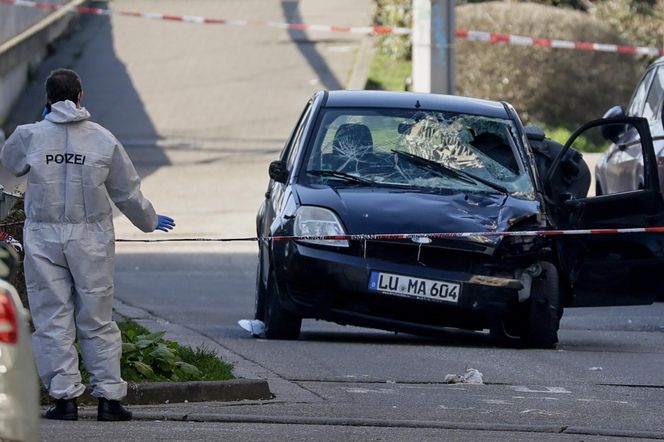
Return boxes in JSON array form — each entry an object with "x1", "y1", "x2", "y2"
[
  {"x1": 238, "y1": 319, "x2": 265, "y2": 337},
  {"x1": 444, "y1": 368, "x2": 484, "y2": 384}
]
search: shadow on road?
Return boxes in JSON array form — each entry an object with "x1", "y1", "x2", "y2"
[
  {"x1": 2, "y1": 2, "x2": 169, "y2": 179},
  {"x1": 116, "y1": 250, "x2": 524, "y2": 350},
  {"x1": 116, "y1": 250, "x2": 664, "y2": 353},
  {"x1": 281, "y1": 0, "x2": 343, "y2": 90},
  {"x1": 299, "y1": 328, "x2": 521, "y2": 349}
]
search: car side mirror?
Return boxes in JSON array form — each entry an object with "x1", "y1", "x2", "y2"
[
  {"x1": 524, "y1": 125, "x2": 545, "y2": 141},
  {"x1": 268, "y1": 160, "x2": 289, "y2": 184},
  {"x1": 600, "y1": 105, "x2": 627, "y2": 142}
]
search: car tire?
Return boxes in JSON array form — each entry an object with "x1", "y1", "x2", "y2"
[
  {"x1": 263, "y1": 271, "x2": 302, "y2": 340},
  {"x1": 522, "y1": 261, "x2": 561, "y2": 349},
  {"x1": 254, "y1": 259, "x2": 266, "y2": 321},
  {"x1": 595, "y1": 180, "x2": 603, "y2": 196}
]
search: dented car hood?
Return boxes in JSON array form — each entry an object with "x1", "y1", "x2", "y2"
[{"x1": 294, "y1": 184, "x2": 540, "y2": 251}]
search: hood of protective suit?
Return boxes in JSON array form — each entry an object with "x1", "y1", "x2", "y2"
[
  {"x1": 0, "y1": 103, "x2": 157, "y2": 232},
  {"x1": 45, "y1": 100, "x2": 91, "y2": 124}
]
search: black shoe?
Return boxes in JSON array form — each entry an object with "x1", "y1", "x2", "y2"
[
  {"x1": 45, "y1": 398, "x2": 78, "y2": 420},
  {"x1": 97, "y1": 397, "x2": 132, "y2": 421}
]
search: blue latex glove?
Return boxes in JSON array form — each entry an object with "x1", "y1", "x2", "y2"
[{"x1": 155, "y1": 215, "x2": 175, "y2": 232}]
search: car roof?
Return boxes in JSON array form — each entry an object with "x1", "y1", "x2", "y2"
[{"x1": 323, "y1": 90, "x2": 510, "y2": 119}]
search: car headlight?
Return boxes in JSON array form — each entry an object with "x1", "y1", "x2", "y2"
[{"x1": 294, "y1": 206, "x2": 349, "y2": 247}]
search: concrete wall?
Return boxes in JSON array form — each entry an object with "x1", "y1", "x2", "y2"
[{"x1": 0, "y1": 0, "x2": 79, "y2": 125}]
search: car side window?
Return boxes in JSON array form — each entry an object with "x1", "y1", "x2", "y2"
[
  {"x1": 286, "y1": 104, "x2": 313, "y2": 171},
  {"x1": 642, "y1": 68, "x2": 664, "y2": 121},
  {"x1": 628, "y1": 68, "x2": 656, "y2": 117},
  {"x1": 280, "y1": 102, "x2": 312, "y2": 163}
]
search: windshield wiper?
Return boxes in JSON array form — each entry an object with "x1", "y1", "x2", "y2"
[
  {"x1": 307, "y1": 169, "x2": 375, "y2": 186},
  {"x1": 391, "y1": 150, "x2": 509, "y2": 195}
]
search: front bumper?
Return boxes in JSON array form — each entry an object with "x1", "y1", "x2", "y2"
[{"x1": 273, "y1": 241, "x2": 524, "y2": 334}]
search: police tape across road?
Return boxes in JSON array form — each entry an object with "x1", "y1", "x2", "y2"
[
  {"x1": 112, "y1": 226, "x2": 664, "y2": 243},
  {"x1": 2, "y1": 0, "x2": 664, "y2": 56}
]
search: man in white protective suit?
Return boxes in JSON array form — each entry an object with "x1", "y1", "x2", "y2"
[{"x1": 0, "y1": 69, "x2": 176, "y2": 421}]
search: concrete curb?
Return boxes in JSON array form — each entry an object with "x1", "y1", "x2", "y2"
[
  {"x1": 123, "y1": 379, "x2": 272, "y2": 405},
  {"x1": 73, "y1": 379, "x2": 272, "y2": 405},
  {"x1": 67, "y1": 412, "x2": 664, "y2": 439}
]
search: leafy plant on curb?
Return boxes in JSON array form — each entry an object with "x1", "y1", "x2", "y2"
[
  {"x1": 117, "y1": 320, "x2": 234, "y2": 382},
  {"x1": 121, "y1": 328, "x2": 201, "y2": 382}
]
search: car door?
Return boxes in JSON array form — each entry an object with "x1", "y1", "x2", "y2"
[
  {"x1": 258, "y1": 98, "x2": 316, "y2": 286},
  {"x1": 548, "y1": 116, "x2": 664, "y2": 306},
  {"x1": 642, "y1": 67, "x2": 664, "y2": 194}
]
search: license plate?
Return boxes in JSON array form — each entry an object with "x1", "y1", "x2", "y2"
[{"x1": 368, "y1": 271, "x2": 461, "y2": 304}]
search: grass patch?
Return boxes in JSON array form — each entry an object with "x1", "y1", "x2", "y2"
[
  {"x1": 176, "y1": 346, "x2": 234, "y2": 381},
  {"x1": 534, "y1": 124, "x2": 608, "y2": 153},
  {"x1": 365, "y1": 52, "x2": 411, "y2": 92}
]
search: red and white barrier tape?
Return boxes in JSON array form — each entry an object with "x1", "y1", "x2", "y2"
[
  {"x1": 114, "y1": 226, "x2": 664, "y2": 243},
  {"x1": 457, "y1": 29, "x2": 664, "y2": 57},
  {"x1": 2, "y1": 0, "x2": 663, "y2": 56},
  {"x1": 0, "y1": 231, "x2": 23, "y2": 252},
  {"x1": 0, "y1": 0, "x2": 410, "y2": 34}
]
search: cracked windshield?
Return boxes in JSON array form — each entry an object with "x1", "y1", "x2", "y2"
[{"x1": 306, "y1": 108, "x2": 534, "y2": 197}]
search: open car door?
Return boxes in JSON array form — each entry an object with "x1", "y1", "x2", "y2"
[{"x1": 547, "y1": 117, "x2": 664, "y2": 306}]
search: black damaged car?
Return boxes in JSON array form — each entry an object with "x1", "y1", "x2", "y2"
[{"x1": 255, "y1": 90, "x2": 664, "y2": 348}]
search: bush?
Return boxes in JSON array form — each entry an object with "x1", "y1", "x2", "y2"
[
  {"x1": 0, "y1": 200, "x2": 27, "y2": 309},
  {"x1": 455, "y1": 1, "x2": 645, "y2": 128},
  {"x1": 592, "y1": 0, "x2": 664, "y2": 49},
  {"x1": 374, "y1": 0, "x2": 412, "y2": 59}
]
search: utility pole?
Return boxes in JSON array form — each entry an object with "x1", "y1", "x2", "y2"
[{"x1": 412, "y1": 0, "x2": 456, "y2": 95}]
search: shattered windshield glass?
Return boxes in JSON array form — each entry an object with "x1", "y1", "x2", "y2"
[{"x1": 304, "y1": 108, "x2": 535, "y2": 197}]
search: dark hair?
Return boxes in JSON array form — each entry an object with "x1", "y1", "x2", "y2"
[{"x1": 45, "y1": 69, "x2": 82, "y2": 104}]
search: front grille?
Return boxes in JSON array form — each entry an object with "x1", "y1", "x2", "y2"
[{"x1": 363, "y1": 240, "x2": 487, "y2": 272}]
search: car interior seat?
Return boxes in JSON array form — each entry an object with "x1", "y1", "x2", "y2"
[
  {"x1": 332, "y1": 123, "x2": 374, "y2": 155},
  {"x1": 324, "y1": 123, "x2": 374, "y2": 170},
  {"x1": 469, "y1": 131, "x2": 519, "y2": 174}
]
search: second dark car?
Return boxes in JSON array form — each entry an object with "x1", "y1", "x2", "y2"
[{"x1": 256, "y1": 90, "x2": 664, "y2": 348}]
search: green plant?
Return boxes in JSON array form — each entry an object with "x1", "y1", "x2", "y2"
[
  {"x1": 114, "y1": 320, "x2": 233, "y2": 382},
  {"x1": 117, "y1": 320, "x2": 231, "y2": 382},
  {"x1": 536, "y1": 124, "x2": 607, "y2": 153},
  {"x1": 374, "y1": 0, "x2": 412, "y2": 60}
]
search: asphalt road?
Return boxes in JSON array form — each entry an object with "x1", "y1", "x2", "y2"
[{"x1": 6, "y1": 0, "x2": 663, "y2": 440}]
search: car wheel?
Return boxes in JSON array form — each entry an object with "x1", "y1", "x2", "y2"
[
  {"x1": 263, "y1": 271, "x2": 302, "y2": 340},
  {"x1": 254, "y1": 258, "x2": 267, "y2": 321},
  {"x1": 522, "y1": 261, "x2": 561, "y2": 349}
]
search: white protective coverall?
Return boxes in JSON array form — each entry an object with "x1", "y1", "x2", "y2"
[{"x1": 0, "y1": 100, "x2": 158, "y2": 400}]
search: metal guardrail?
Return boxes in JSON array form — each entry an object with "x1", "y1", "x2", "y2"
[{"x1": 0, "y1": 0, "x2": 86, "y2": 57}]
